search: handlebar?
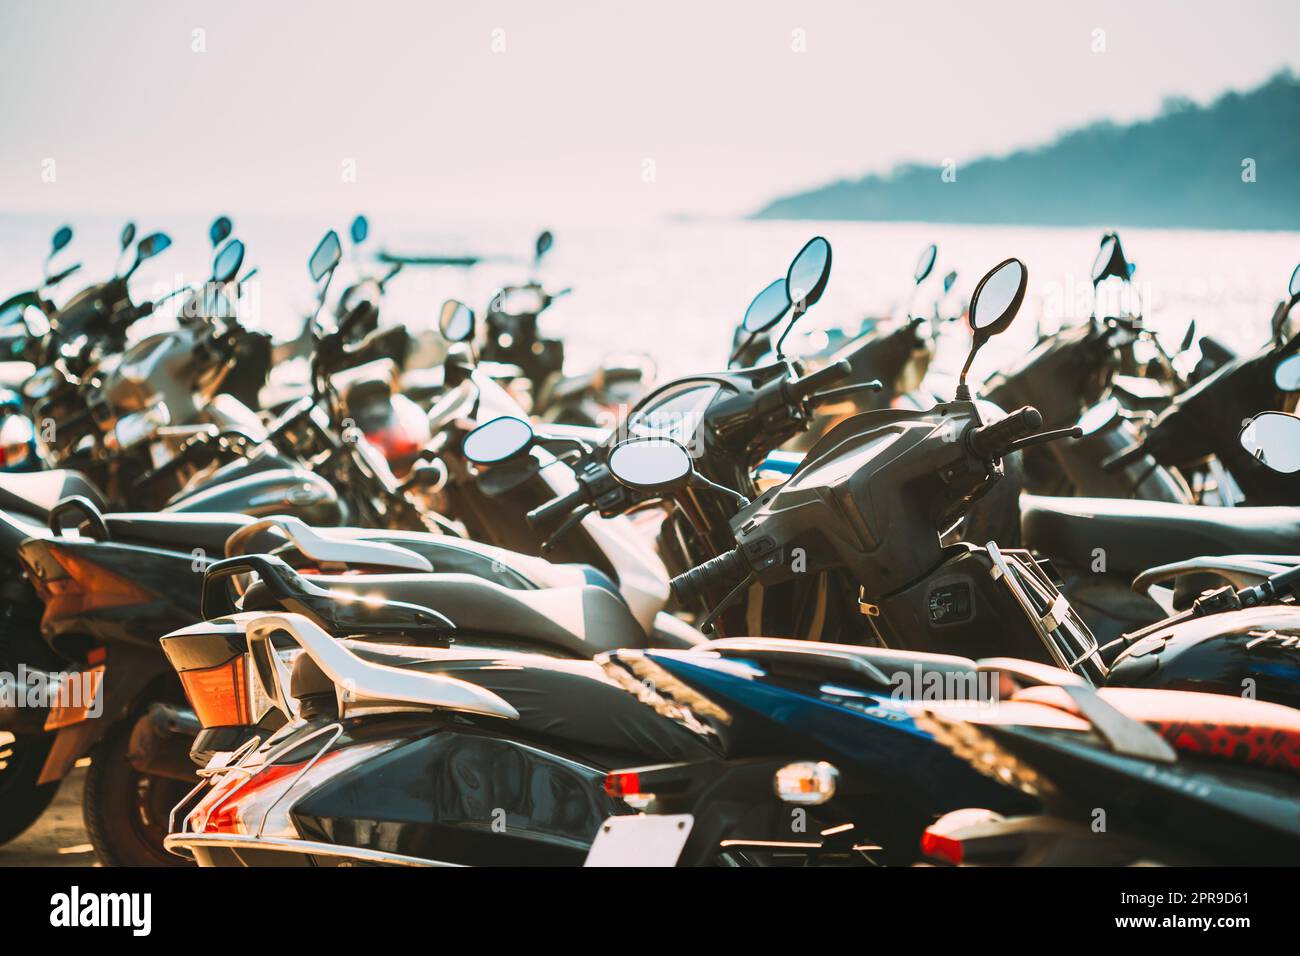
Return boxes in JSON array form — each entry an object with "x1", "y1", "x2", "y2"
[
  {"x1": 525, "y1": 486, "x2": 586, "y2": 527},
  {"x1": 670, "y1": 548, "x2": 747, "y2": 604},
  {"x1": 966, "y1": 405, "x2": 1042, "y2": 459},
  {"x1": 784, "y1": 359, "x2": 852, "y2": 403}
]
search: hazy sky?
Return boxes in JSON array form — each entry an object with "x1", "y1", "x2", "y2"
[{"x1": 2, "y1": 0, "x2": 1297, "y2": 221}]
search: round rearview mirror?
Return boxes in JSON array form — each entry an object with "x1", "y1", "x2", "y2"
[
  {"x1": 50, "y1": 225, "x2": 73, "y2": 256},
  {"x1": 535, "y1": 230, "x2": 554, "y2": 261},
  {"x1": 439, "y1": 299, "x2": 475, "y2": 342},
  {"x1": 607, "y1": 437, "x2": 694, "y2": 491},
  {"x1": 462, "y1": 415, "x2": 534, "y2": 464},
  {"x1": 209, "y1": 216, "x2": 233, "y2": 248},
  {"x1": 134, "y1": 232, "x2": 172, "y2": 267},
  {"x1": 1274, "y1": 353, "x2": 1300, "y2": 392},
  {"x1": 914, "y1": 244, "x2": 938, "y2": 284},
  {"x1": 969, "y1": 258, "x2": 1026, "y2": 334},
  {"x1": 1241, "y1": 412, "x2": 1300, "y2": 474},
  {"x1": 1076, "y1": 397, "x2": 1120, "y2": 437},
  {"x1": 119, "y1": 222, "x2": 136, "y2": 251},
  {"x1": 212, "y1": 239, "x2": 245, "y2": 284},
  {"x1": 742, "y1": 278, "x2": 791, "y2": 333},
  {"x1": 1091, "y1": 236, "x2": 1116, "y2": 283},
  {"x1": 309, "y1": 231, "x2": 342, "y2": 282},
  {"x1": 943, "y1": 270, "x2": 958, "y2": 295},
  {"x1": 1289, "y1": 263, "x2": 1300, "y2": 299},
  {"x1": 350, "y1": 215, "x2": 369, "y2": 245},
  {"x1": 786, "y1": 237, "x2": 832, "y2": 314}
]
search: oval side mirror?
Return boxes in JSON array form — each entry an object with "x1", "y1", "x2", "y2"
[
  {"x1": 1274, "y1": 353, "x2": 1300, "y2": 392},
  {"x1": 309, "y1": 231, "x2": 342, "y2": 282},
  {"x1": 914, "y1": 244, "x2": 937, "y2": 284},
  {"x1": 212, "y1": 239, "x2": 246, "y2": 284},
  {"x1": 741, "y1": 278, "x2": 791, "y2": 333},
  {"x1": 463, "y1": 416, "x2": 534, "y2": 465},
  {"x1": 209, "y1": 216, "x2": 233, "y2": 248},
  {"x1": 119, "y1": 222, "x2": 137, "y2": 251},
  {"x1": 1289, "y1": 263, "x2": 1300, "y2": 300},
  {"x1": 1240, "y1": 412, "x2": 1300, "y2": 474},
  {"x1": 126, "y1": 232, "x2": 172, "y2": 277},
  {"x1": 50, "y1": 225, "x2": 73, "y2": 258},
  {"x1": 535, "y1": 230, "x2": 554, "y2": 262},
  {"x1": 786, "y1": 236, "x2": 832, "y2": 316},
  {"x1": 607, "y1": 437, "x2": 694, "y2": 492},
  {"x1": 968, "y1": 258, "x2": 1027, "y2": 337},
  {"x1": 439, "y1": 299, "x2": 476, "y2": 342},
  {"x1": 1091, "y1": 232, "x2": 1130, "y2": 287},
  {"x1": 350, "y1": 215, "x2": 369, "y2": 245}
]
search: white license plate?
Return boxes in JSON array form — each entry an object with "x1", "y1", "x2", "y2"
[{"x1": 584, "y1": 814, "x2": 694, "y2": 867}]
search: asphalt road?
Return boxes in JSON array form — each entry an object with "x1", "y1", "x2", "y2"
[{"x1": 0, "y1": 766, "x2": 97, "y2": 867}]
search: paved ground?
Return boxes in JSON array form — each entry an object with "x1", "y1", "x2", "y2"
[{"x1": 0, "y1": 765, "x2": 97, "y2": 868}]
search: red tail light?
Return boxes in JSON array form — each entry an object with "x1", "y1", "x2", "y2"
[
  {"x1": 178, "y1": 655, "x2": 252, "y2": 728},
  {"x1": 605, "y1": 771, "x2": 654, "y2": 807},
  {"x1": 604, "y1": 770, "x2": 641, "y2": 798},
  {"x1": 920, "y1": 828, "x2": 965, "y2": 866}
]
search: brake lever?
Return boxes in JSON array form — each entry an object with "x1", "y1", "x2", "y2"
[
  {"x1": 541, "y1": 503, "x2": 593, "y2": 553},
  {"x1": 1002, "y1": 426, "x2": 1082, "y2": 456},
  {"x1": 809, "y1": 380, "x2": 884, "y2": 405}
]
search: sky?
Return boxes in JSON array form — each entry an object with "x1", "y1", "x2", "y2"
[{"x1": 2, "y1": 0, "x2": 1298, "y2": 222}]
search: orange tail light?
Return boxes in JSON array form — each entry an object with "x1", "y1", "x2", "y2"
[
  {"x1": 29, "y1": 545, "x2": 156, "y2": 623},
  {"x1": 178, "y1": 655, "x2": 253, "y2": 728}
]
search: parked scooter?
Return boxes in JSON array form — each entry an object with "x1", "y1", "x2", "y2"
[
  {"x1": 917, "y1": 660, "x2": 1300, "y2": 866},
  {"x1": 478, "y1": 231, "x2": 652, "y2": 426}
]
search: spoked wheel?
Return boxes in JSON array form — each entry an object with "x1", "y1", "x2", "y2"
[
  {"x1": 0, "y1": 731, "x2": 61, "y2": 846},
  {"x1": 83, "y1": 722, "x2": 194, "y2": 867}
]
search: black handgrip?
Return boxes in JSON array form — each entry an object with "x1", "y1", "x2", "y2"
[
  {"x1": 967, "y1": 406, "x2": 1043, "y2": 459},
  {"x1": 1100, "y1": 441, "x2": 1147, "y2": 473},
  {"x1": 670, "y1": 548, "x2": 747, "y2": 604},
  {"x1": 785, "y1": 359, "x2": 852, "y2": 402},
  {"x1": 525, "y1": 486, "x2": 586, "y2": 527},
  {"x1": 1237, "y1": 564, "x2": 1300, "y2": 610}
]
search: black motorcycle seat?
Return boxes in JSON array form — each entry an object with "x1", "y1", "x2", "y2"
[
  {"x1": 299, "y1": 643, "x2": 713, "y2": 763},
  {"x1": 1021, "y1": 494, "x2": 1300, "y2": 576},
  {"x1": 104, "y1": 513, "x2": 258, "y2": 556},
  {"x1": 245, "y1": 571, "x2": 647, "y2": 658},
  {"x1": 0, "y1": 469, "x2": 107, "y2": 518}
]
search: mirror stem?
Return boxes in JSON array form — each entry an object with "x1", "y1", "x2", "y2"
[
  {"x1": 689, "y1": 474, "x2": 750, "y2": 510},
  {"x1": 955, "y1": 349, "x2": 977, "y2": 401}
]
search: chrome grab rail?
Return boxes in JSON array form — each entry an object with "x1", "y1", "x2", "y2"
[
  {"x1": 244, "y1": 612, "x2": 519, "y2": 721},
  {"x1": 223, "y1": 514, "x2": 433, "y2": 575}
]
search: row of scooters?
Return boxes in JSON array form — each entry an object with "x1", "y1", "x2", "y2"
[{"x1": 0, "y1": 220, "x2": 1297, "y2": 866}]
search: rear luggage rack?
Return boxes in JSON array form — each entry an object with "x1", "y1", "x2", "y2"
[
  {"x1": 201, "y1": 553, "x2": 454, "y2": 640},
  {"x1": 223, "y1": 515, "x2": 432, "y2": 573},
  {"x1": 244, "y1": 611, "x2": 519, "y2": 722}
]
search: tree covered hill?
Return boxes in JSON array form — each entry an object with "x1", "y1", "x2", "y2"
[{"x1": 754, "y1": 72, "x2": 1300, "y2": 230}]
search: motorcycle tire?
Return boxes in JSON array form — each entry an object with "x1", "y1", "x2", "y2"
[
  {"x1": 83, "y1": 720, "x2": 193, "y2": 867},
  {"x1": 0, "y1": 732, "x2": 61, "y2": 845}
]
